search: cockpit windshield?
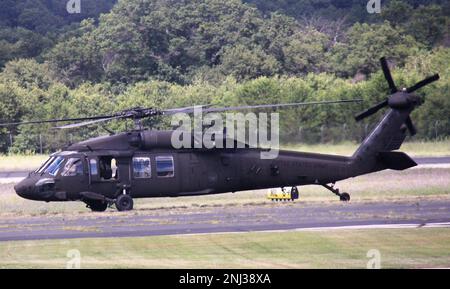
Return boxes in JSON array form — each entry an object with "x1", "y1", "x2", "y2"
[
  {"x1": 44, "y1": 156, "x2": 65, "y2": 176},
  {"x1": 35, "y1": 157, "x2": 54, "y2": 174}
]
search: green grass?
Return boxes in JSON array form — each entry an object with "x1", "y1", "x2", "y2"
[
  {"x1": 0, "y1": 228, "x2": 449, "y2": 268},
  {"x1": 0, "y1": 139, "x2": 448, "y2": 172}
]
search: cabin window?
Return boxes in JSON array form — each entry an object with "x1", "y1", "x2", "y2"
[
  {"x1": 156, "y1": 156, "x2": 174, "y2": 178},
  {"x1": 89, "y1": 159, "x2": 98, "y2": 176},
  {"x1": 98, "y1": 156, "x2": 118, "y2": 180},
  {"x1": 61, "y1": 158, "x2": 84, "y2": 176},
  {"x1": 132, "y1": 157, "x2": 151, "y2": 178}
]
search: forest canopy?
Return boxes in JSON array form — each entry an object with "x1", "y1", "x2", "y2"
[{"x1": 0, "y1": 0, "x2": 448, "y2": 153}]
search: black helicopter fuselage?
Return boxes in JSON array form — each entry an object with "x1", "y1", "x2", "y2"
[{"x1": 15, "y1": 131, "x2": 356, "y2": 203}]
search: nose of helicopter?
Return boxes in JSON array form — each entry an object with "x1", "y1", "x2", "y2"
[
  {"x1": 14, "y1": 178, "x2": 36, "y2": 200},
  {"x1": 14, "y1": 176, "x2": 56, "y2": 201}
]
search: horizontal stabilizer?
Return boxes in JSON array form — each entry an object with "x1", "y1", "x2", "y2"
[{"x1": 377, "y1": 151, "x2": 417, "y2": 170}]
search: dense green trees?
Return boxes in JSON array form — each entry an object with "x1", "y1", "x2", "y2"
[
  {"x1": 382, "y1": 0, "x2": 449, "y2": 47},
  {"x1": 0, "y1": 0, "x2": 116, "y2": 69},
  {"x1": 0, "y1": 0, "x2": 448, "y2": 153},
  {"x1": 330, "y1": 22, "x2": 421, "y2": 77},
  {"x1": 2, "y1": 0, "x2": 448, "y2": 83},
  {"x1": 1, "y1": 46, "x2": 447, "y2": 153},
  {"x1": 40, "y1": 0, "x2": 449, "y2": 85}
]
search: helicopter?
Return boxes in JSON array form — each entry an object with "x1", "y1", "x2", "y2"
[{"x1": 2, "y1": 57, "x2": 439, "y2": 212}]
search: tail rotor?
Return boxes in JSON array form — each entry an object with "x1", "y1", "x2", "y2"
[{"x1": 354, "y1": 57, "x2": 439, "y2": 136}]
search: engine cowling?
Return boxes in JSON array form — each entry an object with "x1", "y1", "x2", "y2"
[{"x1": 139, "y1": 130, "x2": 175, "y2": 149}]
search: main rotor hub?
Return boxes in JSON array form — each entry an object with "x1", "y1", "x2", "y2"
[
  {"x1": 388, "y1": 92, "x2": 422, "y2": 109},
  {"x1": 120, "y1": 107, "x2": 162, "y2": 119}
]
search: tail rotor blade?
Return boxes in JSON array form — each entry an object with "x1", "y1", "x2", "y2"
[
  {"x1": 354, "y1": 99, "x2": 388, "y2": 121},
  {"x1": 380, "y1": 57, "x2": 397, "y2": 94},
  {"x1": 404, "y1": 116, "x2": 416, "y2": 136},
  {"x1": 406, "y1": 74, "x2": 440, "y2": 93}
]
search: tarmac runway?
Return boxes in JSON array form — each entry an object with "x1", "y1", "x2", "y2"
[{"x1": 0, "y1": 199, "x2": 449, "y2": 241}]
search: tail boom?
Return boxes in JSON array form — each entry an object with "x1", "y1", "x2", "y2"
[{"x1": 350, "y1": 107, "x2": 414, "y2": 176}]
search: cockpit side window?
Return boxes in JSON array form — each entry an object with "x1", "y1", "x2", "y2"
[
  {"x1": 36, "y1": 157, "x2": 54, "y2": 174},
  {"x1": 89, "y1": 159, "x2": 98, "y2": 176},
  {"x1": 44, "y1": 156, "x2": 65, "y2": 176},
  {"x1": 61, "y1": 158, "x2": 84, "y2": 176}
]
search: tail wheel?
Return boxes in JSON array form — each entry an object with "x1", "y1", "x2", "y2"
[
  {"x1": 115, "y1": 194, "x2": 134, "y2": 211},
  {"x1": 86, "y1": 200, "x2": 108, "y2": 212},
  {"x1": 340, "y1": 192, "x2": 350, "y2": 202}
]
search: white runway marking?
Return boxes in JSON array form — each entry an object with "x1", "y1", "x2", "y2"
[
  {"x1": 292, "y1": 222, "x2": 450, "y2": 232},
  {"x1": 0, "y1": 177, "x2": 24, "y2": 184},
  {"x1": 178, "y1": 222, "x2": 450, "y2": 237},
  {"x1": 412, "y1": 164, "x2": 450, "y2": 169}
]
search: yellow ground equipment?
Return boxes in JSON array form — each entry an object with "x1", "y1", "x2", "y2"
[{"x1": 267, "y1": 187, "x2": 299, "y2": 201}]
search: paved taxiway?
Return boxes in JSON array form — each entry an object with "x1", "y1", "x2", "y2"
[{"x1": 0, "y1": 199, "x2": 449, "y2": 241}]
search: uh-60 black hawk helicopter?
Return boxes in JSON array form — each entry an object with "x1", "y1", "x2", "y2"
[{"x1": 2, "y1": 58, "x2": 439, "y2": 212}]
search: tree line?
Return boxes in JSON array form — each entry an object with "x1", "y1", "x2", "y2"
[{"x1": 0, "y1": 0, "x2": 448, "y2": 153}]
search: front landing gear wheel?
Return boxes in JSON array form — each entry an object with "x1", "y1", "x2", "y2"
[
  {"x1": 86, "y1": 200, "x2": 108, "y2": 212},
  {"x1": 339, "y1": 192, "x2": 350, "y2": 202},
  {"x1": 115, "y1": 194, "x2": 134, "y2": 211}
]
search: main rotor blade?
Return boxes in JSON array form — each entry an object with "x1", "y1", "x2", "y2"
[
  {"x1": 0, "y1": 115, "x2": 115, "y2": 127},
  {"x1": 404, "y1": 116, "x2": 416, "y2": 136},
  {"x1": 162, "y1": 105, "x2": 213, "y2": 115},
  {"x1": 380, "y1": 57, "x2": 397, "y2": 94},
  {"x1": 406, "y1": 74, "x2": 440, "y2": 93},
  {"x1": 55, "y1": 116, "x2": 126, "y2": 129},
  {"x1": 354, "y1": 99, "x2": 388, "y2": 121},
  {"x1": 193, "y1": 99, "x2": 363, "y2": 114}
]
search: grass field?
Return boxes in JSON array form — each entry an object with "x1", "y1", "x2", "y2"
[
  {"x1": 0, "y1": 139, "x2": 448, "y2": 172},
  {"x1": 0, "y1": 167, "x2": 449, "y2": 217},
  {"x1": 0, "y1": 228, "x2": 449, "y2": 268}
]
